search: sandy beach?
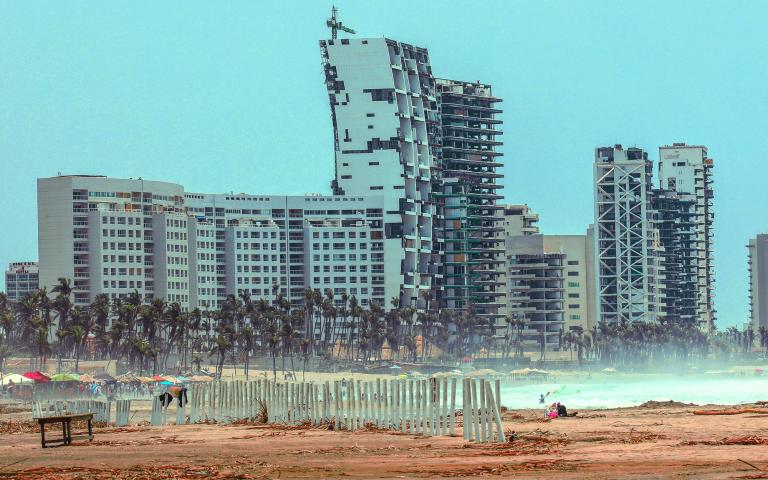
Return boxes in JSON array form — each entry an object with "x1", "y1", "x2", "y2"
[{"x1": 3, "y1": 400, "x2": 768, "y2": 479}]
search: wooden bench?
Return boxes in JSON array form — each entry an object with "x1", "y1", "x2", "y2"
[{"x1": 37, "y1": 413, "x2": 94, "y2": 448}]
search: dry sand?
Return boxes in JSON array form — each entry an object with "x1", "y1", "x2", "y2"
[{"x1": 3, "y1": 402, "x2": 768, "y2": 479}]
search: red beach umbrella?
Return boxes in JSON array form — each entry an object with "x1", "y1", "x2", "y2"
[{"x1": 23, "y1": 371, "x2": 50, "y2": 382}]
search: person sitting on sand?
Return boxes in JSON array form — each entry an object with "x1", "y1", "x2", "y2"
[
  {"x1": 547, "y1": 403, "x2": 559, "y2": 419},
  {"x1": 557, "y1": 402, "x2": 568, "y2": 417}
]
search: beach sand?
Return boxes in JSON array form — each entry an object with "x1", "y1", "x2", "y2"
[{"x1": 3, "y1": 402, "x2": 768, "y2": 479}]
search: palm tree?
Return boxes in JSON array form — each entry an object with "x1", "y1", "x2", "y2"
[
  {"x1": 210, "y1": 333, "x2": 232, "y2": 378},
  {"x1": 70, "y1": 325, "x2": 86, "y2": 372},
  {"x1": 33, "y1": 327, "x2": 51, "y2": 370},
  {"x1": 239, "y1": 326, "x2": 255, "y2": 379}
]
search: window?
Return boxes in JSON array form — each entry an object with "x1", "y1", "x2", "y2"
[
  {"x1": 569, "y1": 314, "x2": 581, "y2": 320},
  {"x1": 568, "y1": 282, "x2": 580, "y2": 288},
  {"x1": 370, "y1": 186, "x2": 383, "y2": 190},
  {"x1": 568, "y1": 304, "x2": 580, "y2": 309},
  {"x1": 567, "y1": 271, "x2": 578, "y2": 276},
  {"x1": 568, "y1": 293, "x2": 580, "y2": 298},
  {"x1": 567, "y1": 260, "x2": 579, "y2": 265}
]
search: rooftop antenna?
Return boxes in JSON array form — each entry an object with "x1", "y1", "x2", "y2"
[{"x1": 327, "y1": 5, "x2": 355, "y2": 40}]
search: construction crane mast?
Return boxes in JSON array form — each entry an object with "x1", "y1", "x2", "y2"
[{"x1": 326, "y1": 5, "x2": 355, "y2": 40}]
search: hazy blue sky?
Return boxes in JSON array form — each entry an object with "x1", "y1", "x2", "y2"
[{"x1": 1, "y1": 1, "x2": 766, "y2": 328}]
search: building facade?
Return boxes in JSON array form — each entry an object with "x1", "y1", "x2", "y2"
[
  {"x1": 748, "y1": 234, "x2": 768, "y2": 334},
  {"x1": 505, "y1": 235, "x2": 565, "y2": 350},
  {"x1": 435, "y1": 79, "x2": 505, "y2": 324},
  {"x1": 593, "y1": 145, "x2": 665, "y2": 324},
  {"x1": 5, "y1": 262, "x2": 39, "y2": 301},
  {"x1": 502, "y1": 204, "x2": 539, "y2": 237},
  {"x1": 658, "y1": 143, "x2": 715, "y2": 331},
  {"x1": 37, "y1": 176, "x2": 387, "y2": 313},
  {"x1": 319, "y1": 37, "x2": 439, "y2": 309},
  {"x1": 652, "y1": 189, "x2": 698, "y2": 324},
  {"x1": 543, "y1": 235, "x2": 593, "y2": 333}
]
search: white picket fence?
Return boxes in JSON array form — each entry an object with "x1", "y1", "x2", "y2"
[
  {"x1": 150, "y1": 377, "x2": 506, "y2": 443},
  {"x1": 32, "y1": 399, "x2": 130, "y2": 425}
]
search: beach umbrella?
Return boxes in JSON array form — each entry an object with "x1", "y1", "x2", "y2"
[
  {"x1": 389, "y1": 365, "x2": 402, "y2": 370},
  {"x1": 50, "y1": 373, "x2": 81, "y2": 382},
  {"x1": 78, "y1": 374, "x2": 95, "y2": 383},
  {"x1": 23, "y1": 371, "x2": 50, "y2": 382},
  {"x1": 0, "y1": 373, "x2": 32, "y2": 386},
  {"x1": 159, "y1": 380, "x2": 174, "y2": 386},
  {"x1": 163, "y1": 376, "x2": 179, "y2": 384},
  {"x1": 94, "y1": 373, "x2": 116, "y2": 383}
]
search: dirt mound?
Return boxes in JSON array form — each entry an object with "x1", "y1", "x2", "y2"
[{"x1": 638, "y1": 400, "x2": 697, "y2": 409}]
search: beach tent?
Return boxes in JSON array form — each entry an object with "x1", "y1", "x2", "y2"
[
  {"x1": 23, "y1": 371, "x2": 50, "y2": 382},
  {"x1": 50, "y1": 373, "x2": 81, "y2": 382},
  {"x1": 0, "y1": 374, "x2": 32, "y2": 386}
]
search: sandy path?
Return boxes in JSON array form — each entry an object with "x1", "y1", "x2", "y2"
[{"x1": 2, "y1": 405, "x2": 768, "y2": 479}]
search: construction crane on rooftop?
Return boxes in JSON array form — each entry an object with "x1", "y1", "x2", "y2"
[{"x1": 327, "y1": 5, "x2": 355, "y2": 40}]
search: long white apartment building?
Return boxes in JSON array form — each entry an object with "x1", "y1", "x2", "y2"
[{"x1": 37, "y1": 175, "x2": 387, "y2": 312}]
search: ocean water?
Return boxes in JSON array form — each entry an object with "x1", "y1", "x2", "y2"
[{"x1": 496, "y1": 376, "x2": 768, "y2": 409}]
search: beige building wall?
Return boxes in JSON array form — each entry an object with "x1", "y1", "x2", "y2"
[
  {"x1": 502, "y1": 204, "x2": 539, "y2": 237},
  {"x1": 543, "y1": 235, "x2": 593, "y2": 333}
]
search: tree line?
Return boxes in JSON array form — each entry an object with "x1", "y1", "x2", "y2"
[{"x1": 0, "y1": 278, "x2": 763, "y2": 377}]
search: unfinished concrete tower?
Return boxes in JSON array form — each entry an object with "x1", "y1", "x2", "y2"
[{"x1": 434, "y1": 79, "x2": 505, "y2": 326}]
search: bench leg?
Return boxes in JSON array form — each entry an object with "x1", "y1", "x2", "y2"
[
  {"x1": 87, "y1": 419, "x2": 93, "y2": 442},
  {"x1": 40, "y1": 424, "x2": 46, "y2": 448},
  {"x1": 64, "y1": 420, "x2": 71, "y2": 446}
]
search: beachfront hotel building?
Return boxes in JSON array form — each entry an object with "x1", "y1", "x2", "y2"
[
  {"x1": 748, "y1": 234, "x2": 768, "y2": 334},
  {"x1": 319, "y1": 37, "x2": 439, "y2": 309},
  {"x1": 37, "y1": 176, "x2": 387, "y2": 314},
  {"x1": 543, "y1": 235, "x2": 595, "y2": 333},
  {"x1": 4, "y1": 262, "x2": 39, "y2": 302},
  {"x1": 505, "y1": 234, "x2": 565, "y2": 350},
  {"x1": 658, "y1": 143, "x2": 715, "y2": 331},
  {"x1": 593, "y1": 145, "x2": 666, "y2": 324}
]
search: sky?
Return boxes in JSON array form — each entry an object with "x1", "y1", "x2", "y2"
[{"x1": 1, "y1": 0, "x2": 766, "y2": 328}]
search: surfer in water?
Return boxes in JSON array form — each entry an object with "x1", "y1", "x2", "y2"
[{"x1": 539, "y1": 392, "x2": 551, "y2": 404}]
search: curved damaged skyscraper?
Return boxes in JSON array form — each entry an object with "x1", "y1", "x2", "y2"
[{"x1": 319, "y1": 34, "x2": 505, "y2": 325}]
